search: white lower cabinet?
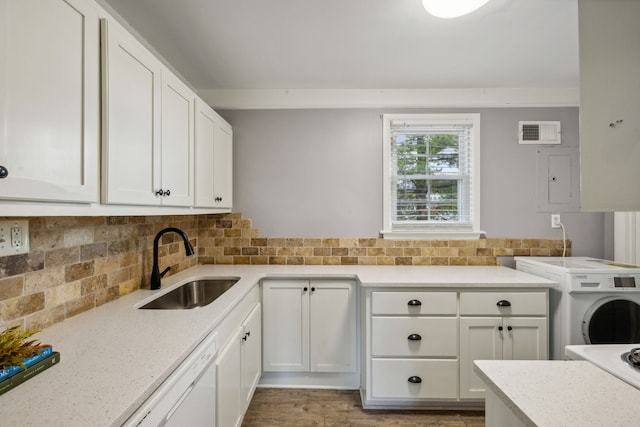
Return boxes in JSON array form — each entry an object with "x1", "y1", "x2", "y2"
[
  {"x1": 214, "y1": 289, "x2": 261, "y2": 427},
  {"x1": 362, "y1": 287, "x2": 549, "y2": 408},
  {"x1": 262, "y1": 279, "x2": 356, "y2": 374},
  {"x1": 241, "y1": 304, "x2": 262, "y2": 410},
  {"x1": 215, "y1": 326, "x2": 243, "y2": 427},
  {"x1": 364, "y1": 290, "x2": 458, "y2": 405},
  {"x1": 459, "y1": 292, "x2": 548, "y2": 400}
]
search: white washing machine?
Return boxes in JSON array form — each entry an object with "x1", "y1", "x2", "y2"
[{"x1": 515, "y1": 257, "x2": 640, "y2": 360}]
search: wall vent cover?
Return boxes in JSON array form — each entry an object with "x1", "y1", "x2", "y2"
[{"x1": 518, "y1": 121, "x2": 561, "y2": 145}]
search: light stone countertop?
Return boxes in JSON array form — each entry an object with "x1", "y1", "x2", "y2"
[
  {"x1": 474, "y1": 360, "x2": 640, "y2": 426},
  {"x1": 0, "y1": 264, "x2": 555, "y2": 426}
]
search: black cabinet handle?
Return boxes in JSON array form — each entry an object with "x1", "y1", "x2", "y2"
[
  {"x1": 498, "y1": 326, "x2": 503, "y2": 331},
  {"x1": 407, "y1": 299, "x2": 422, "y2": 306},
  {"x1": 408, "y1": 334, "x2": 422, "y2": 341},
  {"x1": 165, "y1": 189, "x2": 170, "y2": 196},
  {"x1": 496, "y1": 300, "x2": 511, "y2": 307},
  {"x1": 155, "y1": 189, "x2": 164, "y2": 196},
  {"x1": 507, "y1": 326, "x2": 513, "y2": 331},
  {"x1": 0, "y1": 165, "x2": 8, "y2": 178},
  {"x1": 408, "y1": 376, "x2": 422, "y2": 384},
  {"x1": 303, "y1": 287, "x2": 308, "y2": 291},
  {"x1": 311, "y1": 287, "x2": 316, "y2": 292}
]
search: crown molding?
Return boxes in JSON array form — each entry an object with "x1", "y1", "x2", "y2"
[{"x1": 198, "y1": 88, "x2": 579, "y2": 110}]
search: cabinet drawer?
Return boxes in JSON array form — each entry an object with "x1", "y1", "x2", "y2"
[
  {"x1": 371, "y1": 317, "x2": 457, "y2": 357},
  {"x1": 371, "y1": 359, "x2": 457, "y2": 399},
  {"x1": 371, "y1": 291, "x2": 457, "y2": 315},
  {"x1": 459, "y1": 292, "x2": 547, "y2": 316}
]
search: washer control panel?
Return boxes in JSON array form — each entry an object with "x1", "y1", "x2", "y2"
[{"x1": 569, "y1": 274, "x2": 640, "y2": 292}]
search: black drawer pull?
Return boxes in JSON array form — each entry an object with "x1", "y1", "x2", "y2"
[
  {"x1": 0, "y1": 165, "x2": 8, "y2": 178},
  {"x1": 408, "y1": 376, "x2": 422, "y2": 384},
  {"x1": 407, "y1": 299, "x2": 422, "y2": 306},
  {"x1": 303, "y1": 287, "x2": 308, "y2": 291},
  {"x1": 408, "y1": 334, "x2": 422, "y2": 341},
  {"x1": 498, "y1": 326, "x2": 503, "y2": 331},
  {"x1": 507, "y1": 326, "x2": 513, "y2": 331},
  {"x1": 496, "y1": 300, "x2": 511, "y2": 307}
]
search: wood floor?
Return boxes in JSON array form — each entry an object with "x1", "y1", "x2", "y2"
[{"x1": 242, "y1": 388, "x2": 485, "y2": 427}]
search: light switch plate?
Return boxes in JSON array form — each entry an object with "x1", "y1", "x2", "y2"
[{"x1": 0, "y1": 219, "x2": 30, "y2": 257}]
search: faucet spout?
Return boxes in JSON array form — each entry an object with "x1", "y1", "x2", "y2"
[{"x1": 150, "y1": 227, "x2": 195, "y2": 290}]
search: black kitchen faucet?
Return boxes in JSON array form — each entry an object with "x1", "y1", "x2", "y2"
[{"x1": 150, "y1": 227, "x2": 195, "y2": 290}]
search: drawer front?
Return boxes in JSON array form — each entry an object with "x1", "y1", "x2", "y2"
[
  {"x1": 371, "y1": 359, "x2": 458, "y2": 399},
  {"x1": 459, "y1": 291, "x2": 547, "y2": 316},
  {"x1": 371, "y1": 291, "x2": 457, "y2": 315},
  {"x1": 371, "y1": 317, "x2": 457, "y2": 357}
]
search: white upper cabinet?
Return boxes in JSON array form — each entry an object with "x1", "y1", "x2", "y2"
[
  {"x1": 0, "y1": 0, "x2": 100, "y2": 203},
  {"x1": 101, "y1": 19, "x2": 196, "y2": 207},
  {"x1": 579, "y1": 0, "x2": 640, "y2": 211},
  {"x1": 160, "y1": 68, "x2": 195, "y2": 206},
  {"x1": 101, "y1": 18, "x2": 161, "y2": 205},
  {"x1": 195, "y1": 99, "x2": 233, "y2": 209}
]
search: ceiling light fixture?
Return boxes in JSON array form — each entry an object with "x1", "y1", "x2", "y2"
[{"x1": 421, "y1": 0, "x2": 490, "y2": 18}]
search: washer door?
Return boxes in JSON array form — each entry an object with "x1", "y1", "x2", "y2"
[{"x1": 583, "y1": 297, "x2": 640, "y2": 344}]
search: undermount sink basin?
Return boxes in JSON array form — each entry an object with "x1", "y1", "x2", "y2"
[{"x1": 139, "y1": 278, "x2": 239, "y2": 309}]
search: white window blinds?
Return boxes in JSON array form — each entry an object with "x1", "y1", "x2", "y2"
[{"x1": 382, "y1": 114, "x2": 481, "y2": 239}]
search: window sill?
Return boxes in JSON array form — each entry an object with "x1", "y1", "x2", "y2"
[{"x1": 380, "y1": 230, "x2": 485, "y2": 240}]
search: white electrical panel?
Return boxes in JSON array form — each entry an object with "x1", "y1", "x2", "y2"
[
  {"x1": 536, "y1": 147, "x2": 580, "y2": 213},
  {"x1": 0, "y1": 219, "x2": 30, "y2": 257}
]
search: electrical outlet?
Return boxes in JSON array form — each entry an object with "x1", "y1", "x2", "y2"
[
  {"x1": 0, "y1": 220, "x2": 29, "y2": 256},
  {"x1": 11, "y1": 227, "x2": 22, "y2": 248},
  {"x1": 551, "y1": 214, "x2": 561, "y2": 229}
]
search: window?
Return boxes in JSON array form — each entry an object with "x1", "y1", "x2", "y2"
[{"x1": 382, "y1": 113, "x2": 481, "y2": 239}]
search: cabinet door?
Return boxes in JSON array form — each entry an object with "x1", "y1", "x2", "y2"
[
  {"x1": 194, "y1": 99, "x2": 217, "y2": 207},
  {"x1": 241, "y1": 303, "x2": 262, "y2": 411},
  {"x1": 579, "y1": 0, "x2": 640, "y2": 210},
  {"x1": 195, "y1": 99, "x2": 232, "y2": 209},
  {"x1": 459, "y1": 317, "x2": 502, "y2": 399},
  {"x1": 160, "y1": 69, "x2": 194, "y2": 206},
  {"x1": 216, "y1": 326, "x2": 243, "y2": 427},
  {"x1": 101, "y1": 18, "x2": 161, "y2": 205},
  {"x1": 0, "y1": 0, "x2": 99, "y2": 202},
  {"x1": 212, "y1": 117, "x2": 233, "y2": 208},
  {"x1": 309, "y1": 280, "x2": 356, "y2": 372},
  {"x1": 262, "y1": 280, "x2": 309, "y2": 372},
  {"x1": 502, "y1": 317, "x2": 548, "y2": 361}
]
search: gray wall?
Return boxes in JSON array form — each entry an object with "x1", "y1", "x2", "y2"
[{"x1": 219, "y1": 107, "x2": 606, "y2": 258}]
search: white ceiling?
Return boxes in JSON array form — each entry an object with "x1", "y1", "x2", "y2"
[{"x1": 99, "y1": 0, "x2": 579, "y2": 95}]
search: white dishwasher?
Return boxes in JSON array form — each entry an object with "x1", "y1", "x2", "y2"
[{"x1": 123, "y1": 331, "x2": 218, "y2": 427}]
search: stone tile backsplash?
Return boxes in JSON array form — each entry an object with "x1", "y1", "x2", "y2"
[{"x1": 0, "y1": 213, "x2": 569, "y2": 330}]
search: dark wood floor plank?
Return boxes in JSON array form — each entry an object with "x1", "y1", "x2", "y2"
[{"x1": 242, "y1": 388, "x2": 485, "y2": 427}]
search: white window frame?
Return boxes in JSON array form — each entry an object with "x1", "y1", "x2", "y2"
[{"x1": 381, "y1": 113, "x2": 482, "y2": 240}]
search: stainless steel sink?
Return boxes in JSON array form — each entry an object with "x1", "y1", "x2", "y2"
[{"x1": 139, "y1": 278, "x2": 239, "y2": 309}]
